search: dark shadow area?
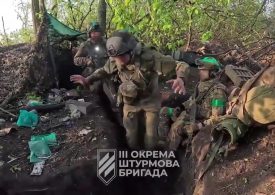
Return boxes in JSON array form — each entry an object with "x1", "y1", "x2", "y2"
[{"x1": 53, "y1": 47, "x2": 82, "y2": 89}]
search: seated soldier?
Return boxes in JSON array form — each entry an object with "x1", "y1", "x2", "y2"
[
  {"x1": 159, "y1": 57, "x2": 227, "y2": 150},
  {"x1": 191, "y1": 65, "x2": 275, "y2": 184}
]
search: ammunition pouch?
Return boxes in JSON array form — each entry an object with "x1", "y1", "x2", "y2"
[{"x1": 118, "y1": 81, "x2": 138, "y2": 105}]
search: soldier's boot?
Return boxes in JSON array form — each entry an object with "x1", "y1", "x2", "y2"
[
  {"x1": 144, "y1": 111, "x2": 159, "y2": 150},
  {"x1": 123, "y1": 110, "x2": 140, "y2": 150},
  {"x1": 168, "y1": 123, "x2": 188, "y2": 151}
]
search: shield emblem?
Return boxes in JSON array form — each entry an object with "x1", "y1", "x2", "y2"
[{"x1": 97, "y1": 149, "x2": 117, "y2": 185}]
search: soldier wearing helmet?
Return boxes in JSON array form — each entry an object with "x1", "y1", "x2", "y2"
[
  {"x1": 71, "y1": 31, "x2": 190, "y2": 150},
  {"x1": 74, "y1": 22, "x2": 107, "y2": 77},
  {"x1": 159, "y1": 56, "x2": 227, "y2": 150}
]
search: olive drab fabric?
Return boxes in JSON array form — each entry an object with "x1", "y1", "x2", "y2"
[
  {"x1": 86, "y1": 42, "x2": 189, "y2": 149},
  {"x1": 87, "y1": 45, "x2": 189, "y2": 112},
  {"x1": 245, "y1": 85, "x2": 275, "y2": 124},
  {"x1": 227, "y1": 64, "x2": 273, "y2": 126},
  {"x1": 216, "y1": 65, "x2": 275, "y2": 143},
  {"x1": 213, "y1": 116, "x2": 248, "y2": 144}
]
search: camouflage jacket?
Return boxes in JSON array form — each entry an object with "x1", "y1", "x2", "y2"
[
  {"x1": 74, "y1": 38, "x2": 108, "y2": 69},
  {"x1": 184, "y1": 79, "x2": 227, "y2": 125},
  {"x1": 86, "y1": 43, "x2": 190, "y2": 112}
]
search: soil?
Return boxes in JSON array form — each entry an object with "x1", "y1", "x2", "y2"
[
  {"x1": 192, "y1": 128, "x2": 275, "y2": 195},
  {"x1": 0, "y1": 43, "x2": 274, "y2": 195}
]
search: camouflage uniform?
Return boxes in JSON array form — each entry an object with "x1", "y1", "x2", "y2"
[
  {"x1": 74, "y1": 38, "x2": 108, "y2": 77},
  {"x1": 86, "y1": 32, "x2": 189, "y2": 149},
  {"x1": 159, "y1": 57, "x2": 227, "y2": 150},
  {"x1": 74, "y1": 22, "x2": 108, "y2": 83}
]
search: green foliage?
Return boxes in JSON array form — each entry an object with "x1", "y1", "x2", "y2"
[
  {"x1": 106, "y1": 0, "x2": 269, "y2": 51},
  {"x1": 1, "y1": 0, "x2": 272, "y2": 51},
  {"x1": 0, "y1": 27, "x2": 35, "y2": 46},
  {"x1": 46, "y1": 0, "x2": 98, "y2": 31}
]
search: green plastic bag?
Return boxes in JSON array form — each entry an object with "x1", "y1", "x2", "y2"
[
  {"x1": 27, "y1": 100, "x2": 43, "y2": 107},
  {"x1": 16, "y1": 110, "x2": 39, "y2": 128},
  {"x1": 31, "y1": 133, "x2": 58, "y2": 146},
  {"x1": 29, "y1": 140, "x2": 51, "y2": 163}
]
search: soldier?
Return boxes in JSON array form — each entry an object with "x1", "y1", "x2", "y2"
[
  {"x1": 74, "y1": 22, "x2": 108, "y2": 77},
  {"x1": 74, "y1": 22, "x2": 120, "y2": 119},
  {"x1": 70, "y1": 31, "x2": 190, "y2": 150},
  {"x1": 159, "y1": 57, "x2": 227, "y2": 150},
  {"x1": 191, "y1": 65, "x2": 275, "y2": 185}
]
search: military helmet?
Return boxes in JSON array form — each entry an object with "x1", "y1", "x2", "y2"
[
  {"x1": 88, "y1": 22, "x2": 102, "y2": 37},
  {"x1": 106, "y1": 31, "x2": 138, "y2": 57},
  {"x1": 195, "y1": 56, "x2": 222, "y2": 71}
]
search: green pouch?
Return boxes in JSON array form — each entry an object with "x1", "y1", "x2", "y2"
[
  {"x1": 31, "y1": 133, "x2": 58, "y2": 146},
  {"x1": 16, "y1": 110, "x2": 39, "y2": 128},
  {"x1": 29, "y1": 140, "x2": 51, "y2": 163}
]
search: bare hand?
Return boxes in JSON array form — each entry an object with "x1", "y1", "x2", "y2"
[
  {"x1": 70, "y1": 75, "x2": 89, "y2": 86},
  {"x1": 166, "y1": 77, "x2": 186, "y2": 95}
]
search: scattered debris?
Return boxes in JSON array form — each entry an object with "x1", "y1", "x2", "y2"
[
  {"x1": 40, "y1": 115, "x2": 50, "y2": 123},
  {"x1": 0, "y1": 127, "x2": 17, "y2": 136},
  {"x1": 16, "y1": 110, "x2": 39, "y2": 129},
  {"x1": 78, "y1": 129, "x2": 93, "y2": 136},
  {"x1": 29, "y1": 140, "x2": 52, "y2": 163},
  {"x1": 10, "y1": 164, "x2": 21, "y2": 173},
  {"x1": 24, "y1": 103, "x2": 65, "y2": 113},
  {"x1": 0, "y1": 118, "x2": 6, "y2": 125},
  {"x1": 31, "y1": 133, "x2": 58, "y2": 146},
  {"x1": 0, "y1": 161, "x2": 4, "y2": 167},
  {"x1": 66, "y1": 104, "x2": 81, "y2": 119},
  {"x1": 65, "y1": 89, "x2": 80, "y2": 99},
  {"x1": 66, "y1": 100, "x2": 94, "y2": 115},
  {"x1": 30, "y1": 161, "x2": 45, "y2": 176},
  {"x1": 60, "y1": 116, "x2": 70, "y2": 122},
  {"x1": 27, "y1": 100, "x2": 43, "y2": 107},
  {"x1": 7, "y1": 155, "x2": 19, "y2": 164},
  {"x1": 91, "y1": 137, "x2": 97, "y2": 142},
  {"x1": 29, "y1": 133, "x2": 58, "y2": 163},
  {"x1": 48, "y1": 88, "x2": 66, "y2": 103},
  {"x1": 0, "y1": 107, "x2": 17, "y2": 118}
]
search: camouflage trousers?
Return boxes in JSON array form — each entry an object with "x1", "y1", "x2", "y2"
[
  {"x1": 123, "y1": 107, "x2": 159, "y2": 150},
  {"x1": 159, "y1": 107, "x2": 196, "y2": 150}
]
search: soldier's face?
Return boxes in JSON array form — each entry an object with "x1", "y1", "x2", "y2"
[
  {"x1": 90, "y1": 32, "x2": 101, "y2": 42},
  {"x1": 199, "y1": 69, "x2": 210, "y2": 81},
  {"x1": 112, "y1": 54, "x2": 131, "y2": 66}
]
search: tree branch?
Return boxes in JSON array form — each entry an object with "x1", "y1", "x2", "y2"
[
  {"x1": 78, "y1": 0, "x2": 95, "y2": 30},
  {"x1": 1, "y1": 17, "x2": 9, "y2": 45},
  {"x1": 67, "y1": 0, "x2": 77, "y2": 29}
]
